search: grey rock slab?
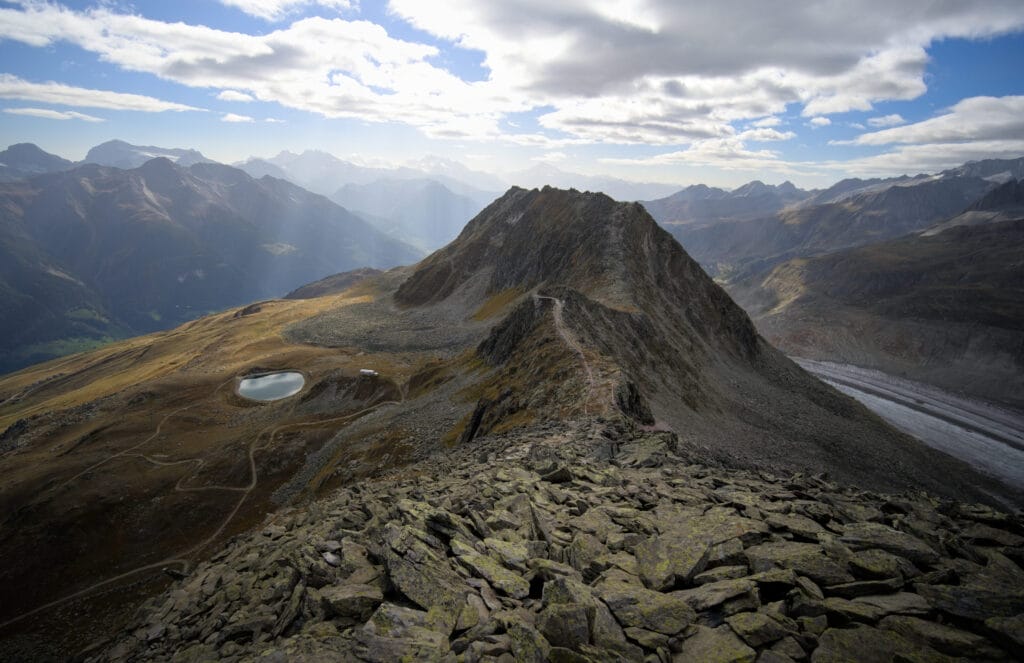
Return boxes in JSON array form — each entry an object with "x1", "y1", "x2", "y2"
[
  {"x1": 537, "y1": 603, "x2": 592, "y2": 649},
  {"x1": 846, "y1": 548, "x2": 905, "y2": 581},
  {"x1": 694, "y1": 565, "x2": 750, "y2": 586},
  {"x1": 671, "y1": 578, "x2": 758, "y2": 613},
  {"x1": 635, "y1": 534, "x2": 709, "y2": 591},
  {"x1": 915, "y1": 582, "x2": 1024, "y2": 620},
  {"x1": 594, "y1": 580, "x2": 696, "y2": 635},
  {"x1": 725, "y1": 611, "x2": 790, "y2": 648},
  {"x1": 838, "y1": 523, "x2": 939, "y2": 566},
  {"x1": 822, "y1": 578, "x2": 903, "y2": 599},
  {"x1": 745, "y1": 541, "x2": 853, "y2": 586},
  {"x1": 765, "y1": 513, "x2": 826, "y2": 541},
  {"x1": 809, "y1": 625, "x2": 944, "y2": 663},
  {"x1": 672, "y1": 625, "x2": 756, "y2": 663},
  {"x1": 319, "y1": 583, "x2": 383, "y2": 624},
  {"x1": 879, "y1": 615, "x2": 1005, "y2": 658},
  {"x1": 850, "y1": 592, "x2": 930, "y2": 617},
  {"x1": 457, "y1": 551, "x2": 530, "y2": 598}
]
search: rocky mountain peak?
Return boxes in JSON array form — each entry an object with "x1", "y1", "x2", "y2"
[{"x1": 395, "y1": 185, "x2": 718, "y2": 312}]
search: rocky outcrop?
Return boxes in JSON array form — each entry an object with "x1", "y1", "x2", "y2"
[{"x1": 91, "y1": 419, "x2": 1023, "y2": 662}]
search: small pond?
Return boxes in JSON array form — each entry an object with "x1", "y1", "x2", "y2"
[{"x1": 237, "y1": 371, "x2": 305, "y2": 401}]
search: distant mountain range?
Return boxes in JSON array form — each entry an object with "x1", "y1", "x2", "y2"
[
  {"x1": 83, "y1": 139, "x2": 213, "y2": 169},
  {"x1": 0, "y1": 156, "x2": 420, "y2": 373},
  {"x1": 717, "y1": 160, "x2": 1024, "y2": 408},
  {"x1": 0, "y1": 143, "x2": 73, "y2": 181},
  {"x1": 666, "y1": 171, "x2": 1006, "y2": 280},
  {"x1": 642, "y1": 180, "x2": 809, "y2": 228}
]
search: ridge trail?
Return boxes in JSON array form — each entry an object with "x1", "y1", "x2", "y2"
[{"x1": 534, "y1": 294, "x2": 597, "y2": 413}]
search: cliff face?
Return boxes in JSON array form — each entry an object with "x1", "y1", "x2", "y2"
[{"x1": 87, "y1": 420, "x2": 1024, "y2": 663}]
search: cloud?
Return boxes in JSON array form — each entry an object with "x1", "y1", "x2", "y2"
[
  {"x1": 2, "y1": 0, "x2": 1023, "y2": 152},
  {"x1": 849, "y1": 96, "x2": 1024, "y2": 146},
  {"x1": 217, "y1": 90, "x2": 255, "y2": 102},
  {"x1": 867, "y1": 113, "x2": 905, "y2": 127},
  {"x1": 264, "y1": 117, "x2": 285, "y2": 123},
  {"x1": 0, "y1": 74, "x2": 201, "y2": 112},
  {"x1": 532, "y1": 151, "x2": 568, "y2": 162},
  {"x1": 391, "y1": 0, "x2": 1024, "y2": 127},
  {"x1": 825, "y1": 96, "x2": 1024, "y2": 174},
  {"x1": 3, "y1": 106, "x2": 104, "y2": 121},
  {"x1": 752, "y1": 116, "x2": 782, "y2": 128},
  {"x1": 222, "y1": 112, "x2": 254, "y2": 122},
  {"x1": 808, "y1": 116, "x2": 831, "y2": 127},
  {"x1": 737, "y1": 127, "x2": 796, "y2": 141},
  {"x1": 601, "y1": 137, "x2": 800, "y2": 174},
  {"x1": 218, "y1": 0, "x2": 353, "y2": 22}
]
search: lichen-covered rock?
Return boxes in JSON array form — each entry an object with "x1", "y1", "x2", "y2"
[
  {"x1": 673, "y1": 625, "x2": 756, "y2": 663},
  {"x1": 724, "y1": 610, "x2": 790, "y2": 647},
  {"x1": 745, "y1": 541, "x2": 854, "y2": 586},
  {"x1": 319, "y1": 583, "x2": 382, "y2": 624},
  {"x1": 87, "y1": 423, "x2": 1019, "y2": 663},
  {"x1": 594, "y1": 580, "x2": 696, "y2": 635},
  {"x1": 810, "y1": 625, "x2": 941, "y2": 663},
  {"x1": 838, "y1": 523, "x2": 939, "y2": 566}
]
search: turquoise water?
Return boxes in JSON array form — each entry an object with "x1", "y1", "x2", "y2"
[{"x1": 237, "y1": 371, "x2": 305, "y2": 401}]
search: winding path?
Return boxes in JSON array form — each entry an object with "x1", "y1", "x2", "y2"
[
  {"x1": 0, "y1": 379, "x2": 401, "y2": 632},
  {"x1": 535, "y1": 295, "x2": 598, "y2": 413}
]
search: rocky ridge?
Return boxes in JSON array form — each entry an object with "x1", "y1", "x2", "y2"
[{"x1": 88, "y1": 417, "x2": 1024, "y2": 662}]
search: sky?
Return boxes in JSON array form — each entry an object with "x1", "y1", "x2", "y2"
[{"x1": 0, "y1": 0, "x2": 1023, "y2": 189}]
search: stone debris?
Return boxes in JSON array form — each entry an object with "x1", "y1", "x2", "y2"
[{"x1": 88, "y1": 421, "x2": 1024, "y2": 662}]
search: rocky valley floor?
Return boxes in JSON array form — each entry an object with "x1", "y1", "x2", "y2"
[{"x1": 82, "y1": 417, "x2": 1024, "y2": 663}]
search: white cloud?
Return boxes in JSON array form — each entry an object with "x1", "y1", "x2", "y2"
[
  {"x1": 222, "y1": 112, "x2": 254, "y2": 122},
  {"x1": 3, "y1": 106, "x2": 104, "y2": 121},
  {"x1": 217, "y1": 90, "x2": 255, "y2": 102},
  {"x1": 825, "y1": 96, "x2": 1024, "y2": 175},
  {"x1": 264, "y1": 117, "x2": 285, "y2": 123},
  {"x1": 1, "y1": 0, "x2": 1023, "y2": 156},
  {"x1": 867, "y1": 113, "x2": 906, "y2": 127},
  {"x1": 809, "y1": 116, "x2": 831, "y2": 127},
  {"x1": 0, "y1": 74, "x2": 202, "y2": 112},
  {"x1": 828, "y1": 140, "x2": 1024, "y2": 175},
  {"x1": 532, "y1": 151, "x2": 568, "y2": 162},
  {"x1": 850, "y1": 96, "x2": 1024, "y2": 146},
  {"x1": 737, "y1": 127, "x2": 795, "y2": 142},
  {"x1": 601, "y1": 137, "x2": 800, "y2": 174},
  {"x1": 218, "y1": 0, "x2": 353, "y2": 22}
]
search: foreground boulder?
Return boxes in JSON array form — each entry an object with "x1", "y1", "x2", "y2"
[{"x1": 89, "y1": 422, "x2": 1024, "y2": 662}]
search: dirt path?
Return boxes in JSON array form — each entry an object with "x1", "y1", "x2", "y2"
[
  {"x1": 535, "y1": 295, "x2": 597, "y2": 413},
  {"x1": 0, "y1": 381, "x2": 402, "y2": 632}
]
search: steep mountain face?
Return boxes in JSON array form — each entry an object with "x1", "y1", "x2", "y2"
[
  {"x1": 0, "y1": 159, "x2": 421, "y2": 372},
  {"x1": 0, "y1": 143, "x2": 73, "y2": 181},
  {"x1": 0, "y1": 185, "x2": 1016, "y2": 660},
  {"x1": 941, "y1": 156, "x2": 1024, "y2": 182},
  {"x1": 83, "y1": 139, "x2": 212, "y2": 169},
  {"x1": 643, "y1": 180, "x2": 809, "y2": 229},
  {"x1": 331, "y1": 178, "x2": 486, "y2": 251},
  {"x1": 676, "y1": 175, "x2": 995, "y2": 279},
  {"x1": 730, "y1": 218, "x2": 1024, "y2": 408},
  {"x1": 392, "y1": 187, "x2": 1001, "y2": 500},
  {"x1": 926, "y1": 178, "x2": 1024, "y2": 235}
]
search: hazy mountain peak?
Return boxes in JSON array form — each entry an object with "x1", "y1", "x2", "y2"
[
  {"x1": 0, "y1": 142, "x2": 74, "y2": 181},
  {"x1": 84, "y1": 139, "x2": 212, "y2": 170}
]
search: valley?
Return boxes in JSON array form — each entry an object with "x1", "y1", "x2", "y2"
[{"x1": 797, "y1": 359, "x2": 1024, "y2": 494}]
